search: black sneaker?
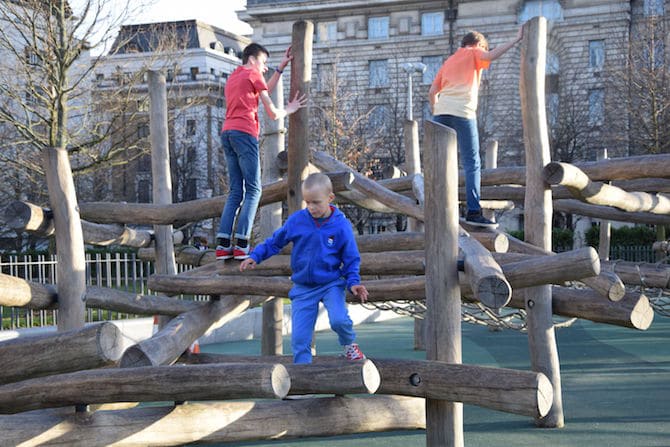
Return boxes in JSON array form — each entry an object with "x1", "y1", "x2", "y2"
[{"x1": 465, "y1": 211, "x2": 498, "y2": 229}]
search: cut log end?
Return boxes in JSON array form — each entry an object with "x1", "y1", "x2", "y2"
[
  {"x1": 608, "y1": 281, "x2": 627, "y2": 302},
  {"x1": 476, "y1": 277, "x2": 512, "y2": 309},
  {"x1": 630, "y1": 294, "x2": 654, "y2": 330},
  {"x1": 542, "y1": 161, "x2": 566, "y2": 185},
  {"x1": 119, "y1": 346, "x2": 153, "y2": 368},
  {"x1": 536, "y1": 372, "x2": 554, "y2": 418},
  {"x1": 97, "y1": 322, "x2": 123, "y2": 362},
  {"x1": 271, "y1": 364, "x2": 291, "y2": 399},
  {"x1": 362, "y1": 359, "x2": 382, "y2": 394}
]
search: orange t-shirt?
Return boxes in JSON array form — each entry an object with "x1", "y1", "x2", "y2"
[
  {"x1": 431, "y1": 46, "x2": 490, "y2": 119},
  {"x1": 222, "y1": 66, "x2": 268, "y2": 138}
]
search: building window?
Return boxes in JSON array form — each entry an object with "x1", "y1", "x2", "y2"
[
  {"x1": 422, "y1": 55, "x2": 443, "y2": 84},
  {"x1": 187, "y1": 146, "x2": 197, "y2": 164},
  {"x1": 643, "y1": 0, "x2": 665, "y2": 16},
  {"x1": 216, "y1": 98, "x2": 224, "y2": 108},
  {"x1": 137, "y1": 178, "x2": 151, "y2": 203},
  {"x1": 137, "y1": 99, "x2": 149, "y2": 112},
  {"x1": 186, "y1": 119, "x2": 196, "y2": 136},
  {"x1": 369, "y1": 59, "x2": 388, "y2": 88},
  {"x1": 166, "y1": 68, "x2": 174, "y2": 82},
  {"x1": 137, "y1": 123, "x2": 150, "y2": 139},
  {"x1": 421, "y1": 12, "x2": 444, "y2": 36},
  {"x1": 138, "y1": 155, "x2": 151, "y2": 172},
  {"x1": 546, "y1": 52, "x2": 560, "y2": 128},
  {"x1": 317, "y1": 63, "x2": 334, "y2": 92},
  {"x1": 589, "y1": 40, "x2": 605, "y2": 70},
  {"x1": 317, "y1": 22, "x2": 337, "y2": 43},
  {"x1": 25, "y1": 48, "x2": 40, "y2": 66},
  {"x1": 96, "y1": 73, "x2": 104, "y2": 81},
  {"x1": 183, "y1": 178, "x2": 197, "y2": 201},
  {"x1": 519, "y1": 0, "x2": 563, "y2": 22},
  {"x1": 642, "y1": 39, "x2": 665, "y2": 69},
  {"x1": 368, "y1": 17, "x2": 389, "y2": 40},
  {"x1": 367, "y1": 105, "x2": 390, "y2": 133},
  {"x1": 190, "y1": 67, "x2": 199, "y2": 81},
  {"x1": 588, "y1": 89, "x2": 604, "y2": 125}
]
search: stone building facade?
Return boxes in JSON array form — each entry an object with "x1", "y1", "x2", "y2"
[{"x1": 240, "y1": 0, "x2": 667, "y2": 167}]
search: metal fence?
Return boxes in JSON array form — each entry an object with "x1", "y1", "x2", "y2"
[{"x1": 1, "y1": 252, "x2": 166, "y2": 330}]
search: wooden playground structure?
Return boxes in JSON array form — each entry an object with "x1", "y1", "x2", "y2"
[{"x1": 0, "y1": 17, "x2": 668, "y2": 446}]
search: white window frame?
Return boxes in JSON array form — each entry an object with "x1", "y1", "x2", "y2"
[
  {"x1": 589, "y1": 40, "x2": 605, "y2": 70},
  {"x1": 368, "y1": 17, "x2": 389, "y2": 40},
  {"x1": 421, "y1": 12, "x2": 444, "y2": 36},
  {"x1": 369, "y1": 59, "x2": 389, "y2": 88}
]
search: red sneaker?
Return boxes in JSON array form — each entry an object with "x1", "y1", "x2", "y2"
[
  {"x1": 343, "y1": 343, "x2": 366, "y2": 361},
  {"x1": 233, "y1": 245, "x2": 251, "y2": 260},
  {"x1": 215, "y1": 245, "x2": 233, "y2": 260}
]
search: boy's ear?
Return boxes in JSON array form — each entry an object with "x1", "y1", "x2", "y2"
[{"x1": 328, "y1": 192, "x2": 335, "y2": 202}]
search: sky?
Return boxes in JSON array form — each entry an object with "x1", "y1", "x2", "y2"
[{"x1": 130, "y1": 0, "x2": 252, "y2": 35}]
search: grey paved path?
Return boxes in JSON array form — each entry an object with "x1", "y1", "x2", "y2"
[{"x1": 201, "y1": 313, "x2": 670, "y2": 447}]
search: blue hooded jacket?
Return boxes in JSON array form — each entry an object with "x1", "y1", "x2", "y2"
[{"x1": 250, "y1": 206, "x2": 361, "y2": 291}]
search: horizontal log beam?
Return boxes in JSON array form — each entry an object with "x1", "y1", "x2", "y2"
[
  {"x1": 0, "y1": 363, "x2": 290, "y2": 414},
  {"x1": 0, "y1": 272, "x2": 56, "y2": 309},
  {"x1": 543, "y1": 162, "x2": 670, "y2": 215},
  {"x1": 459, "y1": 230, "x2": 511, "y2": 309},
  {"x1": 0, "y1": 396, "x2": 425, "y2": 446},
  {"x1": 0, "y1": 322, "x2": 122, "y2": 385},
  {"x1": 554, "y1": 199, "x2": 670, "y2": 226},
  {"x1": 184, "y1": 354, "x2": 380, "y2": 395}
]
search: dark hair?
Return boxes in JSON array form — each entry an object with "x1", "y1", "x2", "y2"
[
  {"x1": 242, "y1": 43, "x2": 269, "y2": 64},
  {"x1": 461, "y1": 31, "x2": 488, "y2": 51}
]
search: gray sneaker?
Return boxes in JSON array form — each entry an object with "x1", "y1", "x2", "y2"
[{"x1": 465, "y1": 211, "x2": 498, "y2": 229}]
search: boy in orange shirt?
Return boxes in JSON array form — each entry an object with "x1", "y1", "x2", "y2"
[{"x1": 429, "y1": 28, "x2": 522, "y2": 228}]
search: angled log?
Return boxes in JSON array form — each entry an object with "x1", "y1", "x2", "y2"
[
  {"x1": 503, "y1": 233, "x2": 626, "y2": 301},
  {"x1": 0, "y1": 396, "x2": 425, "y2": 446},
  {"x1": 0, "y1": 322, "x2": 122, "y2": 385},
  {"x1": 509, "y1": 287, "x2": 653, "y2": 330},
  {"x1": 600, "y1": 260, "x2": 670, "y2": 289},
  {"x1": 183, "y1": 354, "x2": 380, "y2": 395},
  {"x1": 120, "y1": 296, "x2": 265, "y2": 367},
  {"x1": 0, "y1": 363, "x2": 290, "y2": 414},
  {"x1": 544, "y1": 161, "x2": 670, "y2": 215},
  {"x1": 4, "y1": 201, "x2": 54, "y2": 234},
  {"x1": 554, "y1": 199, "x2": 670, "y2": 226},
  {"x1": 459, "y1": 231, "x2": 511, "y2": 309},
  {"x1": 0, "y1": 272, "x2": 57, "y2": 309},
  {"x1": 312, "y1": 150, "x2": 423, "y2": 216}
]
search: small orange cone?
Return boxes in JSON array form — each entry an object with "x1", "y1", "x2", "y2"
[
  {"x1": 152, "y1": 315, "x2": 159, "y2": 335},
  {"x1": 188, "y1": 339, "x2": 200, "y2": 354}
]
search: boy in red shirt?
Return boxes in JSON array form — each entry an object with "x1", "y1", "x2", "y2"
[{"x1": 216, "y1": 43, "x2": 307, "y2": 260}]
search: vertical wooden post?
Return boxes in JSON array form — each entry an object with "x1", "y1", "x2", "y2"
[
  {"x1": 287, "y1": 20, "x2": 313, "y2": 212},
  {"x1": 406, "y1": 119, "x2": 426, "y2": 351},
  {"x1": 519, "y1": 17, "x2": 564, "y2": 428},
  {"x1": 43, "y1": 147, "x2": 86, "y2": 332},
  {"x1": 424, "y1": 120, "x2": 463, "y2": 446},
  {"x1": 597, "y1": 148, "x2": 611, "y2": 260},
  {"x1": 261, "y1": 70, "x2": 285, "y2": 356},
  {"x1": 148, "y1": 71, "x2": 177, "y2": 322},
  {"x1": 483, "y1": 140, "x2": 498, "y2": 222}
]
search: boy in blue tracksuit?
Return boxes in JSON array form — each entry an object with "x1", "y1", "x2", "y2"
[{"x1": 240, "y1": 172, "x2": 369, "y2": 363}]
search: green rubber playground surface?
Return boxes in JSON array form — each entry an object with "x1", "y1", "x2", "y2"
[{"x1": 201, "y1": 313, "x2": 670, "y2": 447}]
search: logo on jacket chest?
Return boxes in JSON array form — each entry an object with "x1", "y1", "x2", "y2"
[{"x1": 327, "y1": 235, "x2": 335, "y2": 247}]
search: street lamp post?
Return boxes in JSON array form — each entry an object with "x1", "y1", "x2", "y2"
[{"x1": 401, "y1": 62, "x2": 427, "y2": 120}]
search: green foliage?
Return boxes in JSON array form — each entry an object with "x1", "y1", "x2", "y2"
[{"x1": 585, "y1": 225, "x2": 657, "y2": 248}]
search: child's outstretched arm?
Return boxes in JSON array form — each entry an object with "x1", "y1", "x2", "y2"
[
  {"x1": 350, "y1": 284, "x2": 369, "y2": 303},
  {"x1": 483, "y1": 26, "x2": 523, "y2": 61}
]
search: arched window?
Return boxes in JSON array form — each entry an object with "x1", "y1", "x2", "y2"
[{"x1": 519, "y1": 0, "x2": 564, "y2": 23}]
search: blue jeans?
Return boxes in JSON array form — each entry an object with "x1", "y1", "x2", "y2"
[
  {"x1": 289, "y1": 278, "x2": 356, "y2": 364},
  {"x1": 432, "y1": 114, "x2": 482, "y2": 213},
  {"x1": 217, "y1": 130, "x2": 262, "y2": 241}
]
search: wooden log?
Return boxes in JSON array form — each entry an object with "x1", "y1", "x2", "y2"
[
  {"x1": 424, "y1": 119, "x2": 463, "y2": 445},
  {"x1": 543, "y1": 161, "x2": 670, "y2": 215},
  {"x1": 0, "y1": 396, "x2": 425, "y2": 446},
  {"x1": 520, "y1": 17, "x2": 564, "y2": 427},
  {"x1": 183, "y1": 354, "x2": 380, "y2": 395},
  {"x1": 474, "y1": 153, "x2": 670, "y2": 187},
  {"x1": 554, "y1": 199, "x2": 670, "y2": 226},
  {"x1": 601, "y1": 260, "x2": 670, "y2": 289},
  {"x1": 312, "y1": 151, "x2": 424, "y2": 220},
  {"x1": 652, "y1": 240, "x2": 669, "y2": 254},
  {"x1": 503, "y1": 232, "x2": 626, "y2": 301},
  {"x1": 120, "y1": 297, "x2": 264, "y2": 367},
  {"x1": 374, "y1": 358, "x2": 552, "y2": 419},
  {"x1": 509, "y1": 288, "x2": 653, "y2": 330},
  {"x1": 0, "y1": 322, "x2": 122, "y2": 385},
  {"x1": 181, "y1": 353, "x2": 551, "y2": 419},
  {"x1": 0, "y1": 363, "x2": 290, "y2": 414},
  {"x1": 404, "y1": 119, "x2": 423, "y2": 233},
  {"x1": 0, "y1": 272, "x2": 57, "y2": 309},
  {"x1": 78, "y1": 179, "x2": 287, "y2": 225},
  {"x1": 459, "y1": 231, "x2": 511, "y2": 309},
  {"x1": 4, "y1": 200, "x2": 54, "y2": 234}
]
